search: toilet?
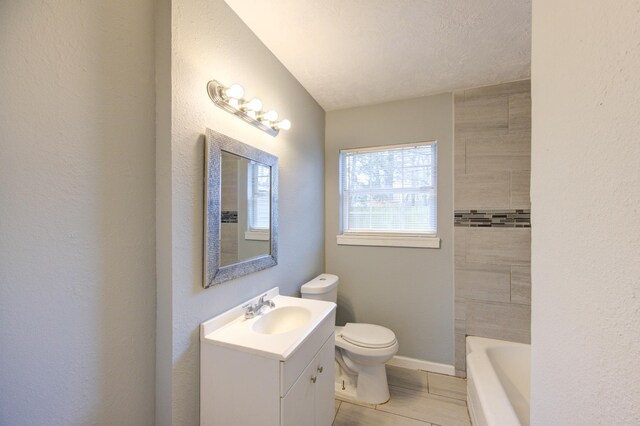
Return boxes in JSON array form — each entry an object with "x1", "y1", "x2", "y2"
[{"x1": 301, "y1": 274, "x2": 399, "y2": 405}]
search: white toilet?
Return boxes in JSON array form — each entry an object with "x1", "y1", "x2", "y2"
[{"x1": 301, "y1": 274, "x2": 399, "y2": 405}]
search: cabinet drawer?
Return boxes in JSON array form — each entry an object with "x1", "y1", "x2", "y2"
[{"x1": 280, "y1": 309, "x2": 335, "y2": 397}]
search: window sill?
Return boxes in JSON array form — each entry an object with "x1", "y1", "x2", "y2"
[
  {"x1": 336, "y1": 234, "x2": 441, "y2": 249},
  {"x1": 244, "y1": 231, "x2": 269, "y2": 241}
]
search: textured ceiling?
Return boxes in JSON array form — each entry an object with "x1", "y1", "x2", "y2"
[{"x1": 225, "y1": 0, "x2": 531, "y2": 111}]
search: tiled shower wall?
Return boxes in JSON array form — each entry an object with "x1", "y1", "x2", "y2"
[
  {"x1": 221, "y1": 152, "x2": 239, "y2": 266},
  {"x1": 454, "y1": 80, "x2": 531, "y2": 376}
]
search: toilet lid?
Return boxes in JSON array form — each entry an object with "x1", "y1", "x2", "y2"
[{"x1": 340, "y1": 323, "x2": 397, "y2": 348}]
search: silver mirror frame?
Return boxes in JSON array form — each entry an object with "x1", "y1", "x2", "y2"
[{"x1": 204, "y1": 128, "x2": 278, "y2": 288}]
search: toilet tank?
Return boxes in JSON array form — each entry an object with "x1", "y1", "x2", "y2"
[{"x1": 301, "y1": 273, "x2": 339, "y2": 303}]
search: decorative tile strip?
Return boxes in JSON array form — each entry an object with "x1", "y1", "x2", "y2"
[
  {"x1": 454, "y1": 209, "x2": 530, "y2": 228},
  {"x1": 221, "y1": 210, "x2": 238, "y2": 224}
]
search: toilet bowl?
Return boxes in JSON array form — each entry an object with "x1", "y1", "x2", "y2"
[
  {"x1": 301, "y1": 274, "x2": 399, "y2": 405},
  {"x1": 334, "y1": 323, "x2": 399, "y2": 404}
]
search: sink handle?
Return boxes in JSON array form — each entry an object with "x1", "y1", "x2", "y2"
[
  {"x1": 317, "y1": 366, "x2": 323, "y2": 373},
  {"x1": 244, "y1": 294, "x2": 275, "y2": 319},
  {"x1": 259, "y1": 294, "x2": 275, "y2": 308}
]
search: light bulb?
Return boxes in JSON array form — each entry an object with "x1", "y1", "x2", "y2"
[
  {"x1": 245, "y1": 98, "x2": 262, "y2": 112},
  {"x1": 275, "y1": 119, "x2": 291, "y2": 130},
  {"x1": 246, "y1": 111, "x2": 256, "y2": 119},
  {"x1": 228, "y1": 98, "x2": 239, "y2": 108},
  {"x1": 224, "y1": 83, "x2": 244, "y2": 99},
  {"x1": 262, "y1": 110, "x2": 278, "y2": 121}
]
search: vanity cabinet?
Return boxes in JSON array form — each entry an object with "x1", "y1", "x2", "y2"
[
  {"x1": 281, "y1": 335, "x2": 334, "y2": 426},
  {"x1": 200, "y1": 297, "x2": 336, "y2": 426}
]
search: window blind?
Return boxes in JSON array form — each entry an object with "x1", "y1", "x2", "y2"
[
  {"x1": 248, "y1": 162, "x2": 270, "y2": 230},
  {"x1": 340, "y1": 142, "x2": 437, "y2": 235}
]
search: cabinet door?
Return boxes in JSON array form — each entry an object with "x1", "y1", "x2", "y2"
[
  {"x1": 281, "y1": 355, "x2": 315, "y2": 426},
  {"x1": 313, "y1": 335, "x2": 335, "y2": 426}
]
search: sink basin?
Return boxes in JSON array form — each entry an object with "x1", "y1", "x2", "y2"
[
  {"x1": 200, "y1": 289, "x2": 336, "y2": 360},
  {"x1": 252, "y1": 306, "x2": 312, "y2": 335}
]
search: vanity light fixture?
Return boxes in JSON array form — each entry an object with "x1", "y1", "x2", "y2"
[{"x1": 207, "y1": 80, "x2": 291, "y2": 137}]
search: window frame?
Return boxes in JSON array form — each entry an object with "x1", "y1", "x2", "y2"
[{"x1": 337, "y1": 141, "x2": 440, "y2": 249}]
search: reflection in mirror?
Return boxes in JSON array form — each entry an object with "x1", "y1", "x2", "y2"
[
  {"x1": 204, "y1": 128, "x2": 278, "y2": 288},
  {"x1": 220, "y1": 151, "x2": 271, "y2": 267}
]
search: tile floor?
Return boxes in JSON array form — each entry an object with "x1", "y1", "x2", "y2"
[{"x1": 332, "y1": 365, "x2": 471, "y2": 426}]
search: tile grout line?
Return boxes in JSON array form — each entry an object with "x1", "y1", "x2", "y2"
[
  {"x1": 333, "y1": 399, "x2": 343, "y2": 426},
  {"x1": 509, "y1": 265, "x2": 513, "y2": 303},
  {"x1": 509, "y1": 169, "x2": 513, "y2": 209},
  {"x1": 344, "y1": 399, "x2": 432, "y2": 424},
  {"x1": 463, "y1": 135, "x2": 467, "y2": 175},
  {"x1": 374, "y1": 403, "x2": 435, "y2": 425}
]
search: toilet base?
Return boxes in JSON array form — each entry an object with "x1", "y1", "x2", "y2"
[
  {"x1": 334, "y1": 381, "x2": 363, "y2": 405},
  {"x1": 334, "y1": 360, "x2": 391, "y2": 405}
]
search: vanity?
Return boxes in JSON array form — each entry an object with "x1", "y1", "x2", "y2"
[
  {"x1": 200, "y1": 288, "x2": 336, "y2": 426},
  {"x1": 200, "y1": 130, "x2": 335, "y2": 424}
]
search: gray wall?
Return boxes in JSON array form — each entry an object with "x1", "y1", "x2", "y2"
[
  {"x1": 453, "y1": 81, "x2": 531, "y2": 376},
  {"x1": 531, "y1": 0, "x2": 640, "y2": 423},
  {"x1": 156, "y1": 0, "x2": 326, "y2": 424},
  {"x1": 0, "y1": 1, "x2": 156, "y2": 424},
  {"x1": 325, "y1": 94, "x2": 454, "y2": 365}
]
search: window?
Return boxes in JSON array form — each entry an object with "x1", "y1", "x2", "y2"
[
  {"x1": 338, "y1": 141, "x2": 439, "y2": 248},
  {"x1": 247, "y1": 161, "x2": 270, "y2": 237}
]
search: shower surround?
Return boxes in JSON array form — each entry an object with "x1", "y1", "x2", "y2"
[{"x1": 454, "y1": 80, "x2": 532, "y2": 377}]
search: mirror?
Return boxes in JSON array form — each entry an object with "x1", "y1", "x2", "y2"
[
  {"x1": 204, "y1": 128, "x2": 278, "y2": 288},
  {"x1": 220, "y1": 152, "x2": 271, "y2": 266}
]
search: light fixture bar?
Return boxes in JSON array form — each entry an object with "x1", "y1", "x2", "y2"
[{"x1": 207, "y1": 80, "x2": 290, "y2": 137}]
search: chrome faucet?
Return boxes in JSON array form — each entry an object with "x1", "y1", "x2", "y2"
[{"x1": 244, "y1": 294, "x2": 275, "y2": 319}]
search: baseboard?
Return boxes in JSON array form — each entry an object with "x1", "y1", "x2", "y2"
[{"x1": 387, "y1": 355, "x2": 455, "y2": 376}]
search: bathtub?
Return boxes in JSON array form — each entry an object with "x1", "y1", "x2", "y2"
[{"x1": 466, "y1": 336, "x2": 531, "y2": 426}]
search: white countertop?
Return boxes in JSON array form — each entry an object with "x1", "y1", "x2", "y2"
[{"x1": 200, "y1": 288, "x2": 336, "y2": 361}]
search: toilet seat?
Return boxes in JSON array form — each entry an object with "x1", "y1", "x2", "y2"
[
  {"x1": 335, "y1": 327, "x2": 399, "y2": 366},
  {"x1": 335, "y1": 325, "x2": 399, "y2": 359},
  {"x1": 340, "y1": 323, "x2": 397, "y2": 348}
]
